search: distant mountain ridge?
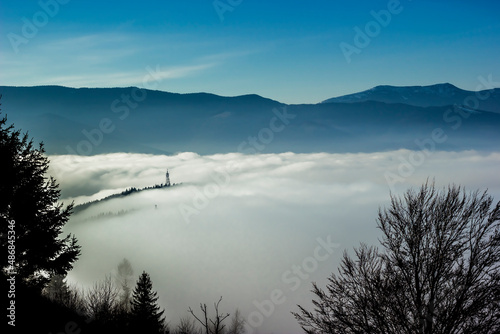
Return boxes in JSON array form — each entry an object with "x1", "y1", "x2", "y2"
[
  {"x1": 322, "y1": 83, "x2": 500, "y2": 113},
  {"x1": 1, "y1": 84, "x2": 500, "y2": 155}
]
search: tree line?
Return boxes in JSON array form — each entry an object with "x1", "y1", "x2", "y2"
[
  {"x1": 73, "y1": 182, "x2": 175, "y2": 215},
  {"x1": 43, "y1": 259, "x2": 245, "y2": 334}
]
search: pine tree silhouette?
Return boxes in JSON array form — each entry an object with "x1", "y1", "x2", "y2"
[
  {"x1": 0, "y1": 96, "x2": 84, "y2": 332},
  {"x1": 131, "y1": 271, "x2": 167, "y2": 333},
  {"x1": 0, "y1": 107, "x2": 80, "y2": 291}
]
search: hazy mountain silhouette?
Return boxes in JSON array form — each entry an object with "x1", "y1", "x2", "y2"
[
  {"x1": 1, "y1": 85, "x2": 499, "y2": 155},
  {"x1": 322, "y1": 83, "x2": 500, "y2": 113}
]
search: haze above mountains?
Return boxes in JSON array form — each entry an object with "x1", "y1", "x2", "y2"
[{"x1": 1, "y1": 83, "x2": 499, "y2": 155}]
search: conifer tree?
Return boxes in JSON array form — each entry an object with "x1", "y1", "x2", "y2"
[
  {"x1": 116, "y1": 258, "x2": 134, "y2": 311},
  {"x1": 0, "y1": 101, "x2": 80, "y2": 291},
  {"x1": 45, "y1": 274, "x2": 71, "y2": 303},
  {"x1": 131, "y1": 271, "x2": 167, "y2": 333}
]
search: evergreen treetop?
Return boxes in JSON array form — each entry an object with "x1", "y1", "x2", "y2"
[
  {"x1": 0, "y1": 101, "x2": 80, "y2": 291},
  {"x1": 131, "y1": 271, "x2": 167, "y2": 333}
]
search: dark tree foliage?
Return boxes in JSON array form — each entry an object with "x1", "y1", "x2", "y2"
[
  {"x1": 294, "y1": 182, "x2": 500, "y2": 334},
  {"x1": 131, "y1": 271, "x2": 168, "y2": 334},
  {"x1": 0, "y1": 99, "x2": 82, "y2": 332},
  {"x1": 0, "y1": 105, "x2": 80, "y2": 291}
]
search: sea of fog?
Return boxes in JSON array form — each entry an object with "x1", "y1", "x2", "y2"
[{"x1": 48, "y1": 150, "x2": 500, "y2": 334}]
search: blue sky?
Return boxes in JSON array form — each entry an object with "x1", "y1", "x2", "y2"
[{"x1": 1, "y1": 0, "x2": 499, "y2": 103}]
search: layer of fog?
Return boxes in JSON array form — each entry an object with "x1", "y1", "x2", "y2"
[{"x1": 49, "y1": 150, "x2": 500, "y2": 334}]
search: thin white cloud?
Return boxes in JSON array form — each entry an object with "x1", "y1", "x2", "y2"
[
  {"x1": 32, "y1": 63, "x2": 216, "y2": 88},
  {"x1": 144, "y1": 63, "x2": 217, "y2": 82},
  {"x1": 197, "y1": 49, "x2": 263, "y2": 63},
  {"x1": 0, "y1": 32, "x2": 218, "y2": 88},
  {"x1": 42, "y1": 33, "x2": 132, "y2": 51}
]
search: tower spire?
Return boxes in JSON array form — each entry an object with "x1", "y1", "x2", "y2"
[{"x1": 165, "y1": 169, "x2": 171, "y2": 187}]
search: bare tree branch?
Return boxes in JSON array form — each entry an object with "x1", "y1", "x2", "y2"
[
  {"x1": 294, "y1": 182, "x2": 500, "y2": 334},
  {"x1": 189, "y1": 297, "x2": 230, "y2": 334}
]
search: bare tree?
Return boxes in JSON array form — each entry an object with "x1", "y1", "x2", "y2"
[
  {"x1": 44, "y1": 274, "x2": 86, "y2": 314},
  {"x1": 294, "y1": 182, "x2": 500, "y2": 334},
  {"x1": 227, "y1": 309, "x2": 246, "y2": 334},
  {"x1": 86, "y1": 275, "x2": 120, "y2": 323},
  {"x1": 175, "y1": 316, "x2": 201, "y2": 334},
  {"x1": 65, "y1": 283, "x2": 87, "y2": 316},
  {"x1": 188, "y1": 296, "x2": 230, "y2": 334}
]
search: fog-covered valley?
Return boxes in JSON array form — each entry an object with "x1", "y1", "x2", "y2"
[{"x1": 50, "y1": 150, "x2": 500, "y2": 333}]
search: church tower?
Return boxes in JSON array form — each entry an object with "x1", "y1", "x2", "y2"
[{"x1": 165, "y1": 170, "x2": 171, "y2": 187}]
